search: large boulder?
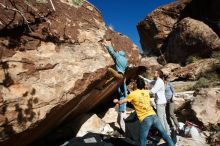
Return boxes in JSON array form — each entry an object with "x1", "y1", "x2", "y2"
[
  {"x1": 181, "y1": 0, "x2": 220, "y2": 37},
  {"x1": 161, "y1": 63, "x2": 181, "y2": 78},
  {"x1": 0, "y1": 1, "x2": 140, "y2": 146},
  {"x1": 165, "y1": 17, "x2": 220, "y2": 63},
  {"x1": 166, "y1": 58, "x2": 220, "y2": 81},
  {"x1": 137, "y1": 0, "x2": 220, "y2": 60},
  {"x1": 102, "y1": 108, "x2": 118, "y2": 124},
  {"x1": 140, "y1": 56, "x2": 162, "y2": 78},
  {"x1": 137, "y1": 0, "x2": 190, "y2": 55},
  {"x1": 76, "y1": 114, "x2": 106, "y2": 137},
  {"x1": 192, "y1": 88, "x2": 220, "y2": 126},
  {"x1": 174, "y1": 90, "x2": 194, "y2": 111},
  {"x1": 176, "y1": 135, "x2": 209, "y2": 146},
  {"x1": 209, "y1": 131, "x2": 220, "y2": 146}
]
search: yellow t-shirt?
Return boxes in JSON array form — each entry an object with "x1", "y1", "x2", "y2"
[{"x1": 125, "y1": 89, "x2": 156, "y2": 122}]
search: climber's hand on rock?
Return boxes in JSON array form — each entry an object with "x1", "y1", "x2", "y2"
[
  {"x1": 102, "y1": 39, "x2": 107, "y2": 46},
  {"x1": 103, "y1": 39, "x2": 111, "y2": 46}
]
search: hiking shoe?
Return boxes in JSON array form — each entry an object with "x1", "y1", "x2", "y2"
[{"x1": 107, "y1": 68, "x2": 124, "y2": 80}]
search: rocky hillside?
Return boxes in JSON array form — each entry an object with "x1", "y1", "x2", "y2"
[
  {"x1": 138, "y1": 0, "x2": 220, "y2": 81},
  {"x1": 0, "y1": 1, "x2": 141, "y2": 146},
  {"x1": 138, "y1": 0, "x2": 220, "y2": 145},
  {"x1": 137, "y1": 0, "x2": 220, "y2": 63},
  {"x1": 0, "y1": 0, "x2": 220, "y2": 146}
]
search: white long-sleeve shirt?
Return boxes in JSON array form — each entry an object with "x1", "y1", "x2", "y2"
[{"x1": 143, "y1": 77, "x2": 167, "y2": 105}]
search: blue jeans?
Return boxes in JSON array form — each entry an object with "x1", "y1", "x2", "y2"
[
  {"x1": 117, "y1": 80, "x2": 127, "y2": 112},
  {"x1": 139, "y1": 115, "x2": 175, "y2": 146}
]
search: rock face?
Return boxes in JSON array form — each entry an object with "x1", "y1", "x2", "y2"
[
  {"x1": 182, "y1": 0, "x2": 220, "y2": 37},
  {"x1": 137, "y1": 0, "x2": 220, "y2": 64},
  {"x1": 140, "y1": 56, "x2": 162, "y2": 78},
  {"x1": 166, "y1": 17, "x2": 220, "y2": 63},
  {"x1": 192, "y1": 88, "x2": 220, "y2": 126},
  {"x1": 137, "y1": 0, "x2": 190, "y2": 55},
  {"x1": 76, "y1": 114, "x2": 106, "y2": 137},
  {"x1": 176, "y1": 135, "x2": 209, "y2": 146},
  {"x1": 102, "y1": 108, "x2": 118, "y2": 124},
  {"x1": 161, "y1": 63, "x2": 181, "y2": 78},
  {"x1": 165, "y1": 58, "x2": 220, "y2": 81},
  {"x1": 173, "y1": 88, "x2": 220, "y2": 126},
  {"x1": 0, "y1": 1, "x2": 140, "y2": 146},
  {"x1": 172, "y1": 81, "x2": 196, "y2": 92},
  {"x1": 174, "y1": 90, "x2": 194, "y2": 111}
]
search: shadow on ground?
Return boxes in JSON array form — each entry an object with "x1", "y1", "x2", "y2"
[{"x1": 60, "y1": 132, "x2": 170, "y2": 146}]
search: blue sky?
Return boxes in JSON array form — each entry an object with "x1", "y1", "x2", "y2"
[{"x1": 88, "y1": 0, "x2": 175, "y2": 49}]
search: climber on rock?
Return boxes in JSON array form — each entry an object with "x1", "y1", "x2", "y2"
[
  {"x1": 113, "y1": 78, "x2": 175, "y2": 146},
  {"x1": 102, "y1": 39, "x2": 128, "y2": 133},
  {"x1": 102, "y1": 39, "x2": 128, "y2": 80}
]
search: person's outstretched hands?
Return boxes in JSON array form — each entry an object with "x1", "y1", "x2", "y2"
[
  {"x1": 138, "y1": 75, "x2": 144, "y2": 79},
  {"x1": 102, "y1": 39, "x2": 112, "y2": 47}
]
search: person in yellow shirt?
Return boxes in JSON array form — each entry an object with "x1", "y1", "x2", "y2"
[{"x1": 113, "y1": 78, "x2": 175, "y2": 146}]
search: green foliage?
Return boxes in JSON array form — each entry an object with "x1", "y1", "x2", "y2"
[
  {"x1": 72, "y1": 0, "x2": 86, "y2": 6},
  {"x1": 24, "y1": 0, "x2": 48, "y2": 4},
  {"x1": 192, "y1": 77, "x2": 210, "y2": 89},
  {"x1": 190, "y1": 64, "x2": 220, "y2": 90},
  {"x1": 179, "y1": 83, "x2": 194, "y2": 92},
  {"x1": 36, "y1": 0, "x2": 48, "y2": 3},
  {"x1": 201, "y1": 64, "x2": 220, "y2": 81},
  {"x1": 211, "y1": 124, "x2": 220, "y2": 132},
  {"x1": 212, "y1": 63, "x2": 220, "y2": 74},
  {"x1": 25, "y1": 0, "x2": 87, "y2": 6},
  {"x1": 211, "y1": 51, "x2": 220, "y2": 58},
  {"x1": 207, "y1": 123, "x2": 220, "y2": 132},
  {"x1": 186, "y1": 55, "x2": 201, "y2": 64}
]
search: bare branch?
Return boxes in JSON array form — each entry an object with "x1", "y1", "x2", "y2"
[
  {"x1": 0, "y1": 2, "x2": 32, "y2": 32},
  {"x1": 49, "y1": 0, "x2": 55, "y2": 11},
  {"x1": 159, "y1": 48, "x2": 167, "y2": 64}
]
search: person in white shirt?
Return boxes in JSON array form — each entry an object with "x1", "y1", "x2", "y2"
[{"x1": 139, "y1": 69, "x2": 170, "y2": 135}]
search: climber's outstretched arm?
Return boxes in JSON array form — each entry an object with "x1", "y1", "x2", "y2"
[
  {"x1": 113, "y1": 98, "x2": 127, "y2": 105},
  {"x1": 105, "y1": 45, "x2": 117, "y2": 59},
  {"x1": 103, "y1": 40, "x2": 117, "y2": 59}
]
